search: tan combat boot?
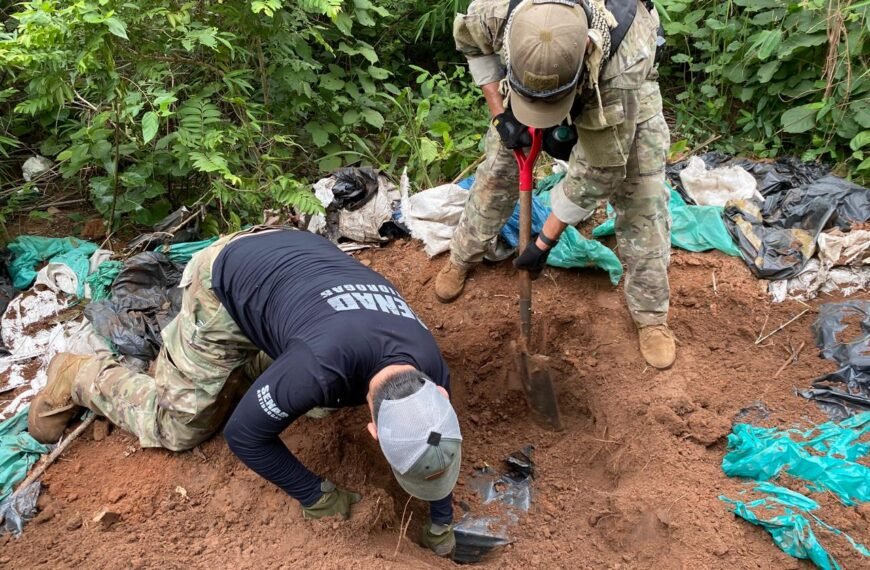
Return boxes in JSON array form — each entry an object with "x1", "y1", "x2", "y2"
[
  {"x1": 638, "y1": 324, "x2": 676, "y2": 369},
  {"x1": 434, "y1": 260, "x2": 471, "y2": 303},
  {"x1": 28, "y1": 353, "x2": 90, "y2": 443}
]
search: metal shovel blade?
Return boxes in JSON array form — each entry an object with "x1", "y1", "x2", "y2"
[{"x1": 513, "y1": 339, "x2": 563, "y2": 431}]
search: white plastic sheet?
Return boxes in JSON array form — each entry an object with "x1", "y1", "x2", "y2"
[
  {"x1": 0, "y1": 290, "x2": 110, "y2": 420},
  {"x1": 400, "y1": 170, "x2": 469, "y2": 257},
  {"x1": 679, "y1": 156, "x2": 761, "y2": 207}
]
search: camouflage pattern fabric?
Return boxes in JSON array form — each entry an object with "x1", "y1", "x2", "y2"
[
  {"x1": 450, "y1": 0, "x2": 671, "y2": 326},
  {"x1": 71, "y1": 230, "x2": 271, "y2": 451}
]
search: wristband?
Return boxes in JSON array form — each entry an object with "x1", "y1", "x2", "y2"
[{"x1": 538, "y1": 232, "x2": 559, "y2": 248}]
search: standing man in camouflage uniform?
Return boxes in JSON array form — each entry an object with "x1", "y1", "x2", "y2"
[
  {"x1": 28, "y1": 228, "x2": 461, "y2": 557},
  {"x1": 435, "y1": 0, "x2": 675, "y2": 368}
]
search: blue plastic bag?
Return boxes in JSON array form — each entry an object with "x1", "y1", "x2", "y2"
[{"x1": 498, "y1": 177, "x2": 624, "y2": 285}]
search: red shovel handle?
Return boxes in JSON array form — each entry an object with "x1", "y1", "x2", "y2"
[
  {"x1": 513, "y1": 128, "x2": 543, "y2": 193},
  {"x1": 513, "y1": 127, "x2": 542, "y2": 342}
]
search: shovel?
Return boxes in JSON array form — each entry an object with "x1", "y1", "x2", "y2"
[{"x1": 512, "y1": 128, "x2": 563, "y2": 431}]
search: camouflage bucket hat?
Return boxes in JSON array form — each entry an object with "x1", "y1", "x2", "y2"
[{"x1": 506, "y1": 0, "x2": 590, "y2": 128}]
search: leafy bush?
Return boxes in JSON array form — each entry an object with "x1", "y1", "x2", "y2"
[
  {"x1": 0, "y1": 0, "x2": 487, "y2": 232},
  {"x1": 656, "y1": 0, "x2": 869, "y2": 177},
  {"x1": 9, "y1": 0, "x2": 863, "y2": 235}
]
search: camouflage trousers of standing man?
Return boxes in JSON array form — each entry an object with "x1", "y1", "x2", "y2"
[
  {"x1": 449, "y1": 80, "x2": 672, "y2": 327},
  {"x1": 69, "y1": 229, "x2": 275, "y2": 451}
]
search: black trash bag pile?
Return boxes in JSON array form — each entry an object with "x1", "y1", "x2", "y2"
[
  {"x1": 84, "y1": 252, "x2": 183, "y2": 364},
  {"x1": 331, "y1": 167, "x2": 380, "y2": 210},
  {"x1": 669, "y1": 152, "x2": 870, "y2": 280},
  {"x1": 800, "y1": 301, "x2": 870, "y2": 420}
]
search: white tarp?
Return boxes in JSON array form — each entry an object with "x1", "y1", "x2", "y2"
[
  {"x1": 400, "y1": 170, "x2": 469, "y2": 257},
  {"x1": 679, "y1": 156, "x2": 761, "y2": 207},
  {"x1": 0, "y1": 289, "x2": 110, "y2": 420}
]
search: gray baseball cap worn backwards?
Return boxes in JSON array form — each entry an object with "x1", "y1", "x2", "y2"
[
  {"x1": 506, "y1": 0, "x2": 589, "y2": 129},
  {"x1": 377, "y1": 380, "x2": 462, "y2": 501}
]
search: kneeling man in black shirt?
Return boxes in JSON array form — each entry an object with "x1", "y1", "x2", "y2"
[{"x1": 29, "y1": 228, "x2": 461, "y2": 557}]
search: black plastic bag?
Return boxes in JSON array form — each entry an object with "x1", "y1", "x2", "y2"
[
  {"x1": 453, "y1": 446, "x2": 534, "y2": 564},
  {"x1": 723, "y1": 200, "x2": 817, "y2": 280},
  {"x1": 0, "y1": 250, "x2": 16, "y2": 356},
  {"x1": 724, "y1": 175, "x2": 870, "y2": 280},
  {"x1": 799, "y1": 301, "x2": 870, "y2": 419},
  {"x1": 84, "y1": 252, "x2": 183, "y2": 362},
  {"x1": 331, "y1": 167, "x2": 380, "y2": 210}
]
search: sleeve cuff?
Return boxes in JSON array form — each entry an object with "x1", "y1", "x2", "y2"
[
  {"x1": 468, "y1": 55, "x2": 506, "y2": 86},
  {"x1": 550, "y1": 181, "x2": 595, "y2": 225}
]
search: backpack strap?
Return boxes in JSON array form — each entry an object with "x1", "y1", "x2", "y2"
[{"x1": 604, "y1": 0, "x2": 637, "y2": 55}]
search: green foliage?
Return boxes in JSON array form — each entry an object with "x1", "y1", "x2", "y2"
[
  {"x1": 327, "y1": 66, "x2": 487, "y2": 188},
  {"x1": 657, "y1": 0, "x2": 869, "y2": 177},
  {"x1": 412, "y1": 0, "x2": 471, "y2": 43},
  {"x1": 0, "y1": 0, "x2": 487, "y2": 232}
]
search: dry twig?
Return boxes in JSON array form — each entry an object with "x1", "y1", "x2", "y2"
[
  {"x1": 11, "y1": 414, "x2": 96, "y2": 499},
  {"x1": 451, "y1": 152, "x2": 486, "y2": 184},
  {"x1": 393, "y1": 495, "x2": 414, "y2": 559},
  {"x1": 774, "y1": 341, "x2": 806, "y2": 378},
  {"x1": 756, "y1": 313, "x2": 771, "y2": 343},
  {"x1": 755, "y1": 309, "x2": 810, "y2": 345}
]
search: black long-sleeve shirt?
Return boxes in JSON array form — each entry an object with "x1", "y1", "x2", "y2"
[{"x1": 214, "y1": 230, "x2": 453, "y2": 523}]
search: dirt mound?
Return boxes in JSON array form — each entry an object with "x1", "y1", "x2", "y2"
[{"x1": 2, "y1": 239, "x2": 866, "y2": 569}]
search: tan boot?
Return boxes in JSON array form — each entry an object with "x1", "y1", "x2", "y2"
[
  {"x1": 638, "y1": 324, "x2": 676, "y2": 369},
  {"x1": 434, "y1": 260, "x2": 471, "y2": 303},
  {"x1": 27, "y1": 353, "x2": 90, "y2": 443}
]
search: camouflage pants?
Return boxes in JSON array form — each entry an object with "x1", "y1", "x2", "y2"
[
  {"x1": 449, "y1": 81, "x2": 671, "y2": 326},
  {"x1": 71, "y1": 230, "x2": 274, "y2": 451}
]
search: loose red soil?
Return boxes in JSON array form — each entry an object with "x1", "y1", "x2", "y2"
[{"x1": 2, "y1": 238, "x2": 868, "y2": 569}]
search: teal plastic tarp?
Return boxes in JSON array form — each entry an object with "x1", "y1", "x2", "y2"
[
  {"x1": 499, "y1": 173, "x2": 624, "y2": 285},
  {"x1": 499, "y1": 172, "x2": 741, "y2": 286},
  {"x1": 8, "y1": 236, "x2": 99, "y2": 295},
  {"x1": 720, "y1": 483, "x2": 855, "y2": 570},
  {"x1": 0, "y1": 408, "x2": 48, "y2": 503},
  {"x1": 720, "y1": 413, "x2": 870, "y2": 568},
  {"x1": 722, "y1": 413, "x2": 870, "y2": 505},
  {"x1": 160, "y1": 237, "x2": 218, "y2": 265},
  {"x1": 85, "y1": 260, "x2": 124, "y2": 301},
  {"x1": 593, "y1": 184, "x2": 742, "y2": 258}
]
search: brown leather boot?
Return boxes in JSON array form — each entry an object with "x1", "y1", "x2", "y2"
[
  {"x1": 434, "y1": 260, "x2": 471, "y2": 303},
  {"x1": 28, "y1": 353, "x2": 90, "y2": 443},
  {"x1": 638, "y1": 324, "x2": 676, "y2": 369}
]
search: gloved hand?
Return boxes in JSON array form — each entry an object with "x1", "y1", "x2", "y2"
[
  {"x1": 492, "y1": 109, "x2": 532, "y2": 149},
  {"x1": 513, "y1": 234, "x2": 557, "y2": 279},
  {"x1": 301, "y1": 480, "x2": 362, "y2": 520},
  {"x1": 421, "y1": 521, "x2": 455, "y2": 557}
]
